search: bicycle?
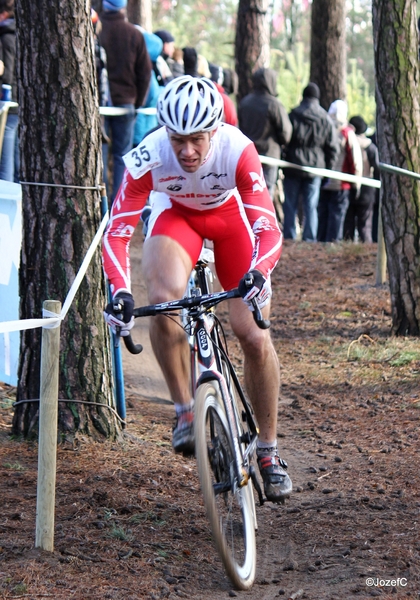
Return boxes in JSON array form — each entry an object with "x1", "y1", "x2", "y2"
[{"x1": 115, "y1": 255, "x2": 269, "y2": 590}]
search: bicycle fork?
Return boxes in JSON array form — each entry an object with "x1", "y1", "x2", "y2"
[{"x1": 194, "y1": 313, "x2": 251, "y2": 492}]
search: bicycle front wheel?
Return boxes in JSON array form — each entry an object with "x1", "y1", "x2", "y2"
[{"x1": 194, "y1": 382, "x2": 256, "y2": 590}]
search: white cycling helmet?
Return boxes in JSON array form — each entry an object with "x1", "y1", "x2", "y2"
[{"x1": 157, "y1": 75, "x2": 224, "y2": 135}]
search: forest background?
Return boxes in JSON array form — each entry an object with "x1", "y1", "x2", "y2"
[{"x1": 151, "y1": 0, "x2": 386, "y2": 128}]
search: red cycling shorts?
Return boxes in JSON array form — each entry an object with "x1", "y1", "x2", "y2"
[{"x1": 147, "y1": 191, "x2": 255, "y2": 291}]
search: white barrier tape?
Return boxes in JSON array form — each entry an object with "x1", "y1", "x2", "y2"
[
  {"x1": 0, "y1": 317, "x2": 60, "y2": 333},
  {"x1": 0, "y1": 211, "x2": 109, "y2": 335},
  {"x1": 21, "y1": 182, "x2": 104, "y2": 191},
  {"x1": 42, "y1": 309, "x2": 62, "y2": 329},
  {"x1": 379, "y1": 162, "x2": 420, "y2": 181},
  {"x1": 0, "y1": 101, "x2": 18, "y2": 112},
  {"x1": 259, "y1": 156, "x2": 382, "y2": 189},
  {"x1": 99, "y1": 107, "x2": 157, "y2": 116},
  {"x1": 0, "y1": 103, "x2": 155, "y2": 117},
  {"x1": 61, "y1": 211, "x2": 109, "y2": 319}
]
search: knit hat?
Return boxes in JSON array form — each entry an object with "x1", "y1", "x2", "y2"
[
  {"x1": 153, "y1": 29, "x2": 175, "y2": 44},
  {"x1": 182, "y1": 47, "x2": 198, "y2": 77},
  {"x1": 302, "y1": 82, "x2": 320, "y2": 99},
  {"x1": 102, "y1": 0, "x2": 127, "y2": 10},
  {"x1": 209, "y1": 63, "x2": 224, "y2": 85},
  {"x1": 328, "y1": 99, "x2": 348, "y2": 126},
  {"x1": 349, "y1": 115, "x2": 368, "y2": 135}
]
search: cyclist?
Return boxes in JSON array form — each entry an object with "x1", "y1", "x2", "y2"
[{"x1": 103, "y1": 75, "x2": 292, "y2": 502}]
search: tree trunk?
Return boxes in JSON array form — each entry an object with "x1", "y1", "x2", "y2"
[
  {"x1": 372, "y1": 0, "x2": 420, "y2": 335},
  {"x1": 235, "y1": 0, "x2": 270, "y2": 103},
  {"x1": 127, "y1": 0, "x2": 152, "y2": 31},
  {"x1": 310, "y1": 0, "x2": 347, "y2": 110},
  {"x1": 13, "y1": 0, "x2": 118, "y2": 439}
]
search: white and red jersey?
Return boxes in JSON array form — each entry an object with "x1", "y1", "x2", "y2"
[{"x1": 103, "y1": 124, "x2": 282, "y2": 296}]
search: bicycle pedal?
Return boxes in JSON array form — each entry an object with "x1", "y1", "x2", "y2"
[{"x1": 273, "y1": 497, "x2": 286, "y2": 505}]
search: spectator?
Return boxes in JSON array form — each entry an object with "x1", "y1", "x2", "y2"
[
  {"x1": 367, "y1": 129, "x2": 380, "y2": 242},
  {"x1": 0, "y1": 0, "x2": 18, "y2": 183},
  {"x1": 99, "y1": 0, "x2": 151, "y2": 202},
  {"x1": 132, "y1": 29, "x2": 162, "y2": 145},
  {"x1": 238, "y1": 67, "x2": 292, "y2": 200},
  {"x1": 282, "y1": 83, "x2": 339, "y2": 241},
  {"x1": 153, "y1": 29, "x2": 176, "y2": 85},
  {"x1": 209, "y1": 62, "x2": 238, "y2": 126},
  {"x1": 317, "y1": 100, "x2": 363, "y2": 243},
  {"x1": 182, "y1": 47, "x2": 199, "y2": 77},
  {"x1": 171, "y1": 47, "x2": 184, "y2": 78},
  {"x1": 222, "y1": 67, "x2": 238, "y2": 97},
  {"x1": 197, "y1": 54, "x2": 211, "y2": 79},
  {"x1": 343, "y1": 115, "x2": 380, "y2": 243},
  {"x1": 91, "y1": 9, "x2": 110, "y2": 145}
]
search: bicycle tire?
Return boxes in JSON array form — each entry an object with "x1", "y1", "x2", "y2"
[{"x1": 194, "y1": 382, "x2": 256, "y2": 590}]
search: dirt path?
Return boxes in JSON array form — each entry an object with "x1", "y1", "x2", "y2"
[{"x1": 1, "y1": 235, "x2": 419, "y2": 600}]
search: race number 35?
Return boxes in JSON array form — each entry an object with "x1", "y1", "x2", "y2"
[{"x1": 131, "y1": 145, "x2": 150, "y2": 167}]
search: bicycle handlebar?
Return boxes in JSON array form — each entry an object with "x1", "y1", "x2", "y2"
[{"x1": 120, "y1": 287, "x2": 270, "y2": 354}]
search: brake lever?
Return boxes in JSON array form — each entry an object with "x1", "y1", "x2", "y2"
[
  {"x1": 112, "y1": 297, "x2": 143, "y2": 354},
  {"x1": 112, "y1": 298, "x2": 124, "y2": 348},
  {"x1": 244, "y1": 273, "x2": 271, "y2": 330}
]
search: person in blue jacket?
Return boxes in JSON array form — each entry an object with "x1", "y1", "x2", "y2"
[{"x1": 133, "y1": 29, "x2": 162, "y2": 146}]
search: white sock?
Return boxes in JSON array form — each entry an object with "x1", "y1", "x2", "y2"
[
  {"x1": 174, "y1": 400, "x2": 194, "y2": 416},
  {"x1": 257, "y1": 440, "x2": 277, "y2": 454}
]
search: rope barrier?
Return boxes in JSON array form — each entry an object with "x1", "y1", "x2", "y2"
[{"x1": 12, "y1": 397, "x2": 125, "y2": 425}]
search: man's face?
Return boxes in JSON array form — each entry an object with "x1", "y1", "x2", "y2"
[
  {"x1": 168, "y1": 130, "x2": 214, "y2": 173},
  {"x1": 163, "y1": 41, "x2": 175, "y2": 58}
]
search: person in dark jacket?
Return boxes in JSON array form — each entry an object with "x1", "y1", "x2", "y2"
[
  {"x1": 343, "y1": 115, "x2": 380, "y2": 243},
  {"x1": 282, "y1": 83, "x2": 339, "y2": 241},
  {"x1": 99, "y1": 0, "x2": 151, "y2": 202},
  {"x1": 238, "y1": 68, "x2": 292, "y2": 199},
  {"x1": 153, "y1": 29, "x2": 177, "y2": 85},
  {"x1": 0, "y1": 0, "x2": 18, "y2": 182}
]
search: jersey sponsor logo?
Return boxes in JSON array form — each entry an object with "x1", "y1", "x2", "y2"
[
  {"x1": 253, "y1": 216, "x2": 272, "y2": 234},
  {"x1": 200, "y1": 172, "x2": 227, "y2": 180},
  {"x1": 170, "y1": 192, "x2": 221, "y2": 198},
  {"x1": 250, "y1": 170, "x2": 267, "y2": 193},
  {"x1": 159, "y1": 175, "x2": 186, "y2": 182},
  {"x1": 111, "y1": 223, "x2": 135, "y2": 238},
  {"x1": 167, "y1": 184, "x2": 183, "y2": 192}
]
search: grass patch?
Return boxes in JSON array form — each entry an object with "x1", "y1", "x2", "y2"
[
  {"x1": 3, "y1": 462, "x2": 25, "y2": 471},
  {"x1": 107, "y1": 525, "x2": 134, "y2": 542}
]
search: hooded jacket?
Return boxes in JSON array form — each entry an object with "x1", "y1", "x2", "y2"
[
  {"x1": 283, "y1": 97, "x2": 339, "y2": 179},
  {"x1": 238, "y1": 68, "x2": 292, "y2": 159}
]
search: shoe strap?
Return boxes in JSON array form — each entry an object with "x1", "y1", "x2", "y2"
[{"x1": 258, "y1": 454, "x2": 288, "y2": 470}]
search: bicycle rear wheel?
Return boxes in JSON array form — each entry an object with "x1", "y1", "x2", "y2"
[{"x1": 194, "y1": 382, "x2": 256, "y2": 590}]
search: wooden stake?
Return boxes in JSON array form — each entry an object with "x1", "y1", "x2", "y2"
[{"x1": 35, "y1": 299, "x2": 61, "y2": 551}]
